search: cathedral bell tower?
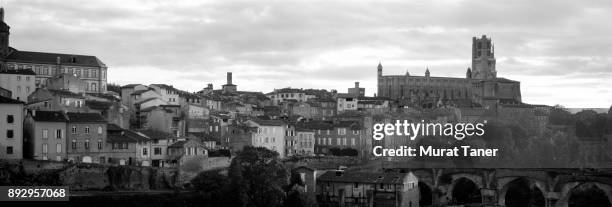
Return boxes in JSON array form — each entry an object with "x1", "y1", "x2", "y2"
[
  {"x1": 471, "y1": 35, "x2": 496, "y2": 79},
  {"x1": 377, "y1": 62, "x2": 383, "y2": 96},
  {"x1": 0, "y1": 8, "x2": 11, "y2": 60}
]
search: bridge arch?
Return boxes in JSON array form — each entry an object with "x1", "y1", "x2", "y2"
[
  {"x1": 419, "y1": 181, "x2": 433, "y2": 207},
  {"x1": 447, "y1": 175, "x2": 483, "y2": 206},
  {"x1": 497, "y1": 177, "x2": 546, "y2": 207},
  {"x1": 557, "y1": 182, "x2": 612, "y2": 207}
]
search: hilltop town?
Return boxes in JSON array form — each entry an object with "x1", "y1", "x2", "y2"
[{"x1": 2, "y1": 7, "x2": 612, "y2": 207}]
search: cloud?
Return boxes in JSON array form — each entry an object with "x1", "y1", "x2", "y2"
[{"x1": 4, "y1": 0, "x2": 612, "y2": 107}]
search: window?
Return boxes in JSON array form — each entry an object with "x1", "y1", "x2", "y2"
[
  {"x1": 338, "y1": 128, "x2": 346, "y2": 135},
  {"x1": 71, "y1": 126, "x2": 77, "y2": 134},
  {"x1": 84, "y1": 127, "x2": 90, "y2": 134},
  {"x1": 351, "y1": 138, "x2": 356, "y2": 146},
  {"x1": 142, "y1": 148, "x2": 148, "y2": 156},
  {"x1": 16, "y1": 76, "x2": 21, "y2": 81},
  {"x1": 56, "y1": 144, "x2": 62, "y2": 153},
  {"x1": 71, "y1": 140, "x2": 76, "y2": 149},
  {"x1": 97, "y1": 126, "x2": 103, "y2": 134},
  {"x1": 7, "y1": 130, "x2": 13, "y2": 138},
  {"x1": 85, "y1": 140, "x2": 90, "y2": 149},
  {"x1": 336, "y1": 138, "x2": 341, "y2": 145},
  {"x1": 26, "y1": 87, "x2": 30, "y2": 93},
  {"x1": 326, "y1": 130, "x2": 330, "y2": 135},
  {"x1": 6, "y1": 146, "x2": 13, "y2": 154},
  {"x1": 154, "y1": 147, "x2": 162, "y2": 155},
  {"x1": 6, "y1": 115, "x2": 14, "y2": 123},
  {"x1": 98, "y1": 139, "x2": 102, "y2": 150},
  {"x1": 343, "y1": 138, "x2": 347, "y2": 146},
  {"x1": 42, "y1": 144, "x2": 48, "y2": 154},
  {"x1": 56, "y1": 129, "x2": 62, "y2": 139},
  {"x1": 42, "y1": 129, "x2": 49, "y2": 139}
]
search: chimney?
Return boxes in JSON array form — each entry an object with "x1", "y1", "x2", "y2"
[
  {"x1": 227, "y1": 72, "x2": 232, "y2": 85},
  {"x1": 355, "y1": 82, "x2": 360, "y2": 89}
]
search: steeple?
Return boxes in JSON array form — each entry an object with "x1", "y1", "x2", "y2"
[
  {"x1": 0, "y1": 7, "x2": 4, "y2": 22},
  {"x1": 405, "y1": 69, "x2": 410, "y2": 76},
  {"x1": 466, "y1": 67, "x2": 472, "y2": 78},
  {"x1": 377, "y1": 62, "x2": 383, "y2": 77},
  {"x1": 425, "y1": 67, "x2": 430, "y2": 78}
]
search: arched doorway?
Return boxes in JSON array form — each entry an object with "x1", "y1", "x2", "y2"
[
  {"x1": 504, "y1": 178, "x2": 545, "y2": 207},
  {"x1": 451, "y1": 177, "x2": 482, "y2": 205},
  {"x1": 419, "y1": 182, "x2": 432, "y2": 207},
  {"x1": 569, "y1": 183, "x2": 611, "y2": 207}
]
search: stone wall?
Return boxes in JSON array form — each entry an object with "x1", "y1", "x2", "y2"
[{"x1": 0, "y1": 159, "x2": 179, "y2": 191}]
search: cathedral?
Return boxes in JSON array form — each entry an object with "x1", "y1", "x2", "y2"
[{"x1": 377, "y1": 35, "x2": 522, "y2": 109}]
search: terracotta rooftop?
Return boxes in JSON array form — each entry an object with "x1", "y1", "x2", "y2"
[
  {"x1": 31, "y1": 111, "x2": 67, "y2": 122},
  {"x1": 7, "y1": 49, "x2": 106, "y2": 67}
]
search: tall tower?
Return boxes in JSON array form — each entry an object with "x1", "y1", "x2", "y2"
[
  {"x1": 471, "y1": 35, "x2": 496, "y2": 79},
  {"x1": 0, "y1": 8, "x2": 11, "y2": 59},
  {"x1": 377, "y1": 62, "x2": 383, "y2": 97}
]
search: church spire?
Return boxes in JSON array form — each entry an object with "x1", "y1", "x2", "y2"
[{"x1": 425, "y1": 67, "x2": 430, "y2": 77}]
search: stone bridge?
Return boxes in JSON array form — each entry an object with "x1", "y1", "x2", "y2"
[{"x1": 384, "y1": 167, "x2": 612, "y2": 207}]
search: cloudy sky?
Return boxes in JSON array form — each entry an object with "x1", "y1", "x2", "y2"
[{"x1": 4, "y1": 0, "x2": 612, "y2": 108}]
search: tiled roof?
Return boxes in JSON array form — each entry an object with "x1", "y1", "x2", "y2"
[
  {"x1": 136, "y1": 129, "x2": 174, "y2": 139},
  {"x1": 0, "y1": 69, "x2": 36, "y2": 75},
  {"x1": 135, "y1": 97, "x2": 159, "y2": 105},
  {"x1": 298, "y1": 121, "x2": 334, "y2": 130},
  {"x1": 66, "y1": 112, "x2": 106, "y2": 123},
  {"x1": 150, "y1": 84, "x2": 177, "y2": 91},
  {"x1": 168, "y1": 140, "x2": 187, "y2": 148},
  {"x1": 0, "y1": 96, "x2": 24, "y2": 104},
  {"x1": 31, "y1": 111, "x2": 67, "y2": 122},
  {"x1": 47, "y1": 89, "x2": 84, "y2": 99},
  {"x1": 121, "y1": 84, "x2": 142, "y2": 89},
  {"x1": 85, "y1": 100, "x2": 113, "y2": 110},
  {"x1": 251, "y1": 118, "x2": 286, "y2": 126},
  {"x1": 107, "y1": 124, "x2": 150, "y2": 143},
  {"x1": 131, "y1": 89, "x2": 154, "y2": 96},
  {"x1": 269, "y1": 88, "x2": 304, "y2": 94},
  {"x1": 7, "y1": 49, "x2": 106, "y2": 67},
  {"x1": 318, "y1": 171, "x2": 407, "y2": 184},
  {"x1": 187, "y1": 132, "x2": 218, "y2": 142},
  {"x1": 85, "y1": 93, "x2": 120, "y2": 102}
]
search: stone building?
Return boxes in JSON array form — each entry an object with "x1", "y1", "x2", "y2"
[
  {"x1": 316, "y1": 171, "x2": 420, "y2": 207},
  {"x1": 245, "y1": 119, "x2": 287, "y2": 158},
  {"x1": 23, "y1": 110, "x2": 67, "y2": 161},
  {"x1": 0, "y1": 8, "x2": 108, "y2": 93},
  {"x1": 0, "y1": 95, "x2": 24, "y2": 159},
  {"x1": 377, "y1": 35, "x2": 521, "y2": 109},
  {"x1": 65, "y1": 112, "x2": 107, "y2": 163},
  {"x1": 106, "y1": 123, "x2": 151, "y2": 166},
  {"x1": 222, "y1": 72, "x2": 237, "y2": 93},
  {"x1": 0, "y1": 69, "x2": 36, "y2": 101}
]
